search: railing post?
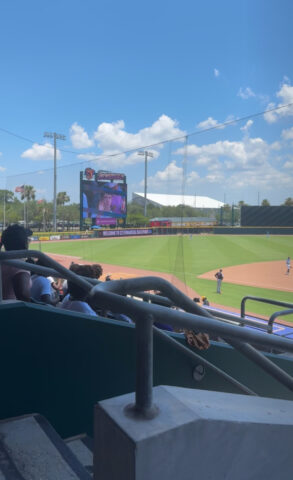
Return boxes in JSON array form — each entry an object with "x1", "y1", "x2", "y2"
[{"x1": 125, "y1": 314, "x2": 159, "y2": 419}]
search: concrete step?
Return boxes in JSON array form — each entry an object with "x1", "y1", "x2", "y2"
[
  {"x1": 0, "y1": 413, "x2": 91, "y2": 479},
  {"x1": 65, "y1": 434, "x2": 93, "y2": 476}
]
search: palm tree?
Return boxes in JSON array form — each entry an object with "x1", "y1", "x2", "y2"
[
  {"x1": 57, "y1": 191, "x2": 70, "y2": 206},
  {"x1": 0, "y1": 189, "x2": 15, "y2": 203},
  {"x1": 261, "y1": 199, "x2": 270, "y2": 206},
  {"x1": 20, "y1": 185, "x2": 35, "y2": 227},
  {"x1": 21, "y1": 185, "x2": 36, "y2": 202}
]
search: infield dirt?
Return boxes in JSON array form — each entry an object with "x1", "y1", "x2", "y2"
[{"x1": 199, "y1": 260, "x2": 293, "y2": 292}]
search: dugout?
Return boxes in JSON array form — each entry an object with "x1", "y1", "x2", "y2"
[{"x1": 241, "y1": 206, "x2": 293, "y2": 227}]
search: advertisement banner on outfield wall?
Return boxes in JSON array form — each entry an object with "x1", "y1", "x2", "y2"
[
  {"x1": 50, "y1": 235, "x2": 61, "y2": 241},
  {"x1": 102, "y1": 229, "x2": 152, "y2": 237},
  {"x1": 39, "y1": 236, "x2": 50, "y2": 241},
  {"x1": 70, "y1": 235, "x2": 81, "y2": 239}
]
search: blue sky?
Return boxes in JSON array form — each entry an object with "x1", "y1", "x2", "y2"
[{"x1": 1, "y1": 0, "x2": 293, "y2": 205}]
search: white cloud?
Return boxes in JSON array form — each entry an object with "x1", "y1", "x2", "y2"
[
  {"x1": 186, "y1": 170, "x2": 200, "y2": 184},
  {"x1": 240, "y1": 119, "x2": 253, "y2": 133},
  {"x1": 282, "y1": 126, "x2": 293, "y2": 140},
  {"x1": 197, "y1": 115, "x2": 235, "y2": 131},
  {"x1": 70, "y1": 122, "x2": 94, "y2": 149},
  {"x1": 125, "y1": 149, "x2": 160, "y2": 165},
  {"x1": 196, "y1": 156, "x2": 213, "y2": 166},
  {"x1": 76, "y1": 115, "x2": 185, "y2": 169},
  {"x1": 197, "y1": 117, "x2": 222, "y2": 130},
  {"x1": 263, "y1": 102, "x2": 277, "y2": 123},
  {"x1": 93, "y1": 115, "x2": 185, "y2": 156},
  {"x1": 264, "y1": 82, "x2": 293, "y2": 123},
  {"x1": 206, "y1": 172, "x2": 225, "y2": 183},
  {"x1": 270, "y1": 141, "x2": 281, "y2": 150},
  {"x1": 226, "y1": 165, "x2": 291, "y2": 190},
  {"x1": 154, "y1": 161, "x2": 182, "y2": 181},
  {"x1": 21, "y1": 143, "x2": 61, "y2": 161},
  {"x1": 284, "y1": 160, "x2": 293, "y2": 169},
  {"x1": 214, "y1": 68, "x2": 220, "y2": 77},
  {"x1": 175, "y1": 136, "x2": 277, "y2": 171},
  {"x1": 143, "y1": 161, "x2": 200, "y2": 192},
  {"x1": 173, "y1": 130, "x2": 292, "y2": 195},
  {"x1": 78, "y1": 149, "x2": 160, "y2": 168},
  {"x1": 238, "y1": 87, "x2": 256, "y2": 99}
]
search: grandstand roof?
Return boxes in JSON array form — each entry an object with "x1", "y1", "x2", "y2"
[{"x1": 133, "y1": 193, "x2": 224, "y2": 209}]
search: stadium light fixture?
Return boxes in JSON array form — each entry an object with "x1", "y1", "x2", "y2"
[
  {"x1": 138, "y1": 150, "x2": 154, "y2": 217},
  {"x1": 44, "y1": 131, "x2": 66, "y2": 232}
]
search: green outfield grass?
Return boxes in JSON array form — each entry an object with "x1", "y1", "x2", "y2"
[{"x1": 35, "y1": 235, "x2": 293, "y2": 319}]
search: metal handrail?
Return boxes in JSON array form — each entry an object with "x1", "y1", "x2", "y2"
[
  {"x1": 89, "y1": 278, "x2": 293, "y2": 417},
  {"x1": 2, "y1": 250, "x2": 293, "y2": 419},
  {"x1": 205, "y1": 306, "x2": 268, "y2": 331},
  {"x1": 241, "y1": 296, "x2": 293, "y2": 332},
  {"x1": 1, "y1": 259, "x2": 101, "y2": 287},
  {"x1": 89, "y1": 283, "x2": 293, "y2": 353},
  {"x1": 0, "y1": 250, "x2": 93, "y2": 292},
  {"x1": 268, "y1": 310, "x2": 293, "y2": 334},
  {"x1": 0, "y1": 254, "x2": 258, "y2": 400}
]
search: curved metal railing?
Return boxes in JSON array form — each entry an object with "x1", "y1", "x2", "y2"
[
  {"x1": 1, "y1": 249, "x2": 293, "y2": 418},
  {"x1": 241, "y1": 296, "x2": 293, "y2": 333},
  {"x1": 268, "y1": 310, "x2": 293, "y2": 334}
]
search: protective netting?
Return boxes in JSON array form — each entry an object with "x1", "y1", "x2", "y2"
[
  {"x1": 4, "y1": 110, "x2": 293, "y2": 230},
  {"x1": 2, "y1": 109, "x2": 293, "y2": 304}
]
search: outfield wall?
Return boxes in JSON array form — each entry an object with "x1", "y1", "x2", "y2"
[
  {"x1": 151, "y1": 226, "x2": 293, "y2": 235},
  {"x1": 241, "y1": 206, "x2": 293, "y2": 227},
  {"x1": 30, "y1": 226, "x2": 293, "y2": 242},
  {"x1": 214, "y1": 227, "x2": 293, "y2": 235},
  {"x1": 30, "y1": 232, "x2": 95, "y2": 242}
]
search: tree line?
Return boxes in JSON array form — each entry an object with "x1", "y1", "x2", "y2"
[
  {"x1": 0, "y1": 188, "x2": 79, "y2": 229},
  {"x1": 238, "y1": 198, "x2": 293, "y2": 207},
  {"x1": 1, "y1": 186, "x2": 292, "y2": 229}
]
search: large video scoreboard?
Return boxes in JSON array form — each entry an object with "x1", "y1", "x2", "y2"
[{"x1": 80, "y1": 169, "x2": 127, "y2": 229}]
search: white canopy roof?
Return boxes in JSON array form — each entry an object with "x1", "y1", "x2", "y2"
[{"x1": 133, "y1": 192, "x2": 224, "y2": 209}]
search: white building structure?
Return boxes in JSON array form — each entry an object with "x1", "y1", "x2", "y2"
[{"x1": 132, "y1": 192, "x2": 224, "y2": 209}]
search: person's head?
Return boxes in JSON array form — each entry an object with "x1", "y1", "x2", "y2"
[
  {"x1": 91, "y1": 264, "x2": 103, "y2": 279},
  {"x1": 68, "y1": 263, "x2": 101, "y2": 300},
  {"x1": 0, "y1": 224, "x2": 32, "y2": 251},
  {"x1": 201, "y1": 296, "x2": 207, "y2": 302},
  {"x1": 219, "y1": 269, "x2": 222, "y2": 272},
  {"x1": 193, "y1": 297, "x2": 200, "y2": 303},
  {"x1": 105, "y1": 274, "x2": 112, "y2": 281},
  {"x1": 99, "y1": 192, "x2": 112, "y2": 211}
]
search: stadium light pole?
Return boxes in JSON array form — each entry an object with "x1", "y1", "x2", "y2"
[
  {"x1": 138, "y1": 150, "x2": 154, "y2": 217},
  {"x1": 44, "y1": 132, "x2": 66, "y2": 232}
]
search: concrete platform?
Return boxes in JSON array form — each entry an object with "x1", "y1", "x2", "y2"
[{"x1": 95, "y1": 385, "x2": 293, "y2": 480}]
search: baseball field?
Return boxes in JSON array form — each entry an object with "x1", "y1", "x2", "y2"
[{"x1": 35, "y1": 234, "x2": 293, "y2": 319}]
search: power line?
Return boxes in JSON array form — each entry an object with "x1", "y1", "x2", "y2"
[
  {"x1": 2, "y1": 101, "x2": 293, "y2": 172},
  {"x1": 63, "y1": 101, "x2": 293, "y2": 160}
]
